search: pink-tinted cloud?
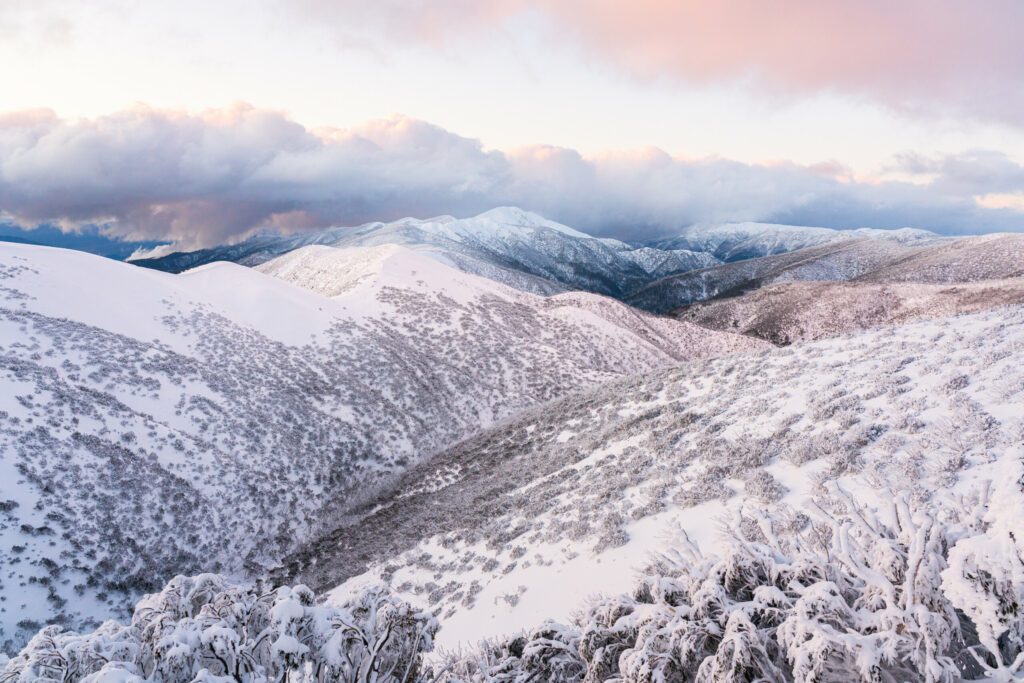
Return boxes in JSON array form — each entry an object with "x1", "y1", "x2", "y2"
[
  {"x1": 0, "y1": 105, "x2": 1022, "y2": 247},
  {"x1": 293, "y1": 0, "x2": 1024, "y2": 124}
]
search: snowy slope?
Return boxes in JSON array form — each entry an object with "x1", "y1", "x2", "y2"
[
  {"x1": 256, "y1": 244, "x2": 763, "y2": 362},
  {"x1": 288, "y1": 305, "x2": 1024, "y2": 651},
  {"x1": 858, "y1": 232, "x2": 1024, "y2": 283},
  {"x1": 0, "y1": 242, "x2": 760, "y2": 652},
  {"x1": 627, "y1": 238, "x2": 931, "y2": 312},
  {"x1": 678, "y1": 278, "x2": 1024, "y2": 344},
  {"x1": 133, "y1": 208, "x2": 719, "y2": 298},
  {"x1": 628, "y1": 232, "x2": 1024, "y2": 315},
  {"x1": 255, "y1": 244, "x2": 519, "y2": 302},
  {"x1": 650, "y1": 221, "x2": 937, "y2": 262},
  {"x1": 628, "y1": 231, "x2": 1024, "y2": 314}
]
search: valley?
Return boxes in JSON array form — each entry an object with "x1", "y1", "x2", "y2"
[
  {"x1": 0, "y1": 233, "x2": 758, "y2": 652},
  {"x1": 1, "y1": 210, "x2": 1023, "y2": 680}
]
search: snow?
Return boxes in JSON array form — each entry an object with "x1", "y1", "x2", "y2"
[
  {"x1": 134, "y1": 207, "x2": 726, "y2": 299},
  {"x1": 419, "y1": 499, "x2": 733, "y2": 650},
  {"x1": 663, "y1": 221, "x2": 938, "y2": 261},
  {"x1": 5, "y1": 225, "x2": 1024, "y2": 672},
  {"x1": 255, "y1": 243, "x2": 516, "y2": 309},
  {"x1": 320, "y1": 303, "x2": 1024, "y2": 654},
  {"x1": 413, "y1": 207, "x2": 593, "y2": 241},
  {"x1": 0, "y1": 242, "x2": 335, "y2": 349},
  {"x1": 627, "y1": 231, "x2": 1024, "y2": 313}
]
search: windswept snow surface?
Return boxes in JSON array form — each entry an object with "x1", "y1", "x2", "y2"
[
  {"x1": 299, "y1": 305, "x2": 1024, "y2": 652},
  {"x1": 0, "y1": 242, "x2": 760, "y2": 652},
  {"x1": 133, "y1": 208, "x2": 719, "y2": 298},
  {"x1": 255, "y1": 244, "x2": 516, "y2": 303}
]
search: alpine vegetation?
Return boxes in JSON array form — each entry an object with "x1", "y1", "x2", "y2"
[
  {"x1": 629, "y1": 233, "x2": 1024, "y2": 313},
  {"x1": 8, "y1": 480, "x2": 1024, "y2": 682},
  {"x1": 3, "y1": 219, "x2": 1024, "y2": 680},
  {"x1": 0, "y1": 574, "x2": 437, "y2": 682},
  {"x1": 0, "y1": 243, "x2": 760, "y2": 651},
  {"x1": 293, "y1": 303, "x2": 1024, "y2": 653},
  {"x1": 430, "y1": 483, "x2": 1024, "y2": 682},
  {"x1": 7, "y1": 0, "x2": 1024, "y2": 677}
]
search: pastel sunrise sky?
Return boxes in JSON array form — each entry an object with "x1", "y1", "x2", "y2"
[{"x1": 2, "y1": 0, "x2": 1024, "y2": 246}]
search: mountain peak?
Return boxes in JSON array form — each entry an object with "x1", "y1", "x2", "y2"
[{"x1": 428, "y1": 207, "x2": 593, "y2": 240}]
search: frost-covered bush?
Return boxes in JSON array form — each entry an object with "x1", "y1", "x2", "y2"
[
  {"x1": 434, "y1": 486, "x2": 1024, "y2": 682},
  {"x1": 1, "y1": 574, "x2": 437, "y2": 682},
  {"x1": 743, "y1": 470, "x2": 787, "y2": 504},
  {"x1": 429, "y1": 622, "x2": 585, "y2": 683}
]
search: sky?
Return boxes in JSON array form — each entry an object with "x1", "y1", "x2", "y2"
[{"x1": 2, "y1": 0, "x2": 1024, "y2": 247}]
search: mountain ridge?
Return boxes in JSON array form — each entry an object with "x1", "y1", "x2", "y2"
[
  {"x1": 130, "y1": 209, "x2": 945, "y2": 301},
  {"x1": 626, "y1": 232, "x2": 1024, "y2": 313}
]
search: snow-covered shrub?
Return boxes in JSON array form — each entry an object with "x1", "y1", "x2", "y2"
[
  {"x1": 429, "y1": 621, "x2": 585, "y2": 683},
  {"x1": 1, "y1": 575, "x2": 437, "y2": 682},
  {"x1": 941, "y1": 482, "x2": 1024, "y2": 680},
  {"x1": 672, "y1": 466, "x2": 733, "y2": 508},
  {"x1": 434, "y1": 485, "x2": 1024, "y2": 682},
  {"x1": 743, "y1": 470, "x2": 787, "y2": 504}
]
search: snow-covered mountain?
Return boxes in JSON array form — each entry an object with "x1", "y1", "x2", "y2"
[
  {"x1": 133, "y1": 207, "x2": 719, "y2": 298},
  {"x1": 650, "y1": 221, "x2": 938, "y2": 262},
  {"x1": 627, "y1": 232, "x2": 1024, "y2": 314},
  {"x1": 627, "y1": 237, "x2": 929, "y2": 312},
  {"x1": 282, "y1": 303, "x2": 1024, "y2": 654},
  {"x1": 0, "y1": 242, "x2": 762, "y2": 652},
  {"x1": 132, "y1": 210, "x2": 956, "y2": 308},
  {"x1": 4, "y1": 231, "x2": 1024, "y2": 679},
  {"x1": 678, "y1": 277, "x2": 1024, "y2": 345},
  {"x1": 858, "y1": 232, "x2": 1024, "y2": 283}
]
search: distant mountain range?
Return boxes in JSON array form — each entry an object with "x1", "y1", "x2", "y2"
[
  {"x1": 132, "y1": 207, "x2": 719, "y2": 298},
  {"x1": 649, "y1": 221, "x2": 936, "y2": 261},
  {"x1": 625, "y1": 232, "x2": 1024, "y2": 313},
  {"x1": 677, "y1": 277, "x2": 1024, "y2": 344},
  {"x1": 130, "y1": 208, "x2": 946, "y2": 302}
]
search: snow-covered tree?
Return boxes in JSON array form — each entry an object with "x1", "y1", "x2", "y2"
[
  {"x1": 433, "y1": 483, "x2": 1024, "y2": 682},
  {"x1": 1, "y1": 575, "x2": 437, "y2": 683}
]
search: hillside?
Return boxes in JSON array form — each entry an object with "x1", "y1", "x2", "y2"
[
  {"x1": 628, "y1": 233, "x2": 1024, "y2": 314},
  {"x1": 275, "y1": 305, "x2": 1024, "y2": 652},
  {"x1": 627, "y1": 237, "x2": 932, "y2": 312},
  {"x1": 0, "y1": 242, "x2": 761, "y2": 652},
  {"x1": 858, "y1": 232, "x2": 1024, "y2": 283},
  {"x1": 677, "y1": 278, "x2": 1024, "y2": 344},
  {"x1": 255, "y1": 244, "x2": 762, "y2": 361},
  {"x1": 649, "y1": 221, "x2": 936, "y2": 262}
]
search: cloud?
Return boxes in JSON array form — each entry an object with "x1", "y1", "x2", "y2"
[
  {"x1": 0, "y1": 105, "x2": 510, "y2": 247},
  {"x1": 290, "y1": 0, "x2": 1024, "y2": 126},
  {"x1": 0, "y1": 104, "x2": 1021, "y2": 248},
  {"x1": 893, "y1": 150, "x2": 1024, "y2": 195}
]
